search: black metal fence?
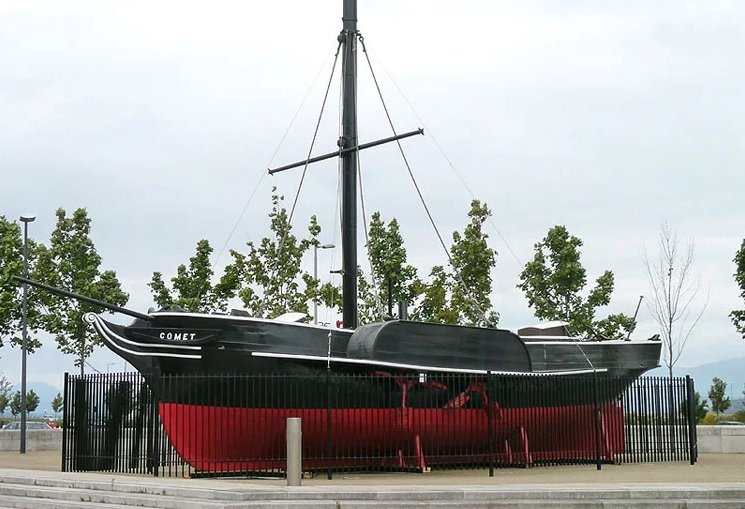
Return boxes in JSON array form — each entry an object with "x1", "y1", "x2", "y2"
[{"x1": 62, "y1": 372, "x2": 697, "y2": 478}]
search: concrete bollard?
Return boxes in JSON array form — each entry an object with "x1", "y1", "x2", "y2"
[{"x1": 286, "y1": 417, "x2": 302, "y2": 486}]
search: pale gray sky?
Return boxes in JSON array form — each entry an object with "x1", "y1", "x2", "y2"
[{"x1": 1, "y1": 0, "x2": 744, "y2": 390}]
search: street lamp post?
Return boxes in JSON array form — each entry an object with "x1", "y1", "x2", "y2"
[
  {"x1": 19, "y1": 214, "x2": 35, "y2": 455},
  {"x1": 313, "y1": 243, "x2": 335, "y2": 324}
]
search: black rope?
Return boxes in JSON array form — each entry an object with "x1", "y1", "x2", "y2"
[
  {"x1": 285, "y1": 40, "x2": 343, "y2": 231},
  {"x1": 264, "y1": 40, "x2": 343, "y2": 314},
  {"x1": 359, "y1": 36, "x2": 492, "y2": 325},
  {"x1": 371, "y1": 57, "x2": 525, "y2": 270},
  {"x1": 194, "y1": 52, "x2": 337, "y2": 310}
]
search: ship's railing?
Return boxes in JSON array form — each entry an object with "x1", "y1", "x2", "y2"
[{"x1": 61, "y1": 372, "x2": 697, "y2": 478}]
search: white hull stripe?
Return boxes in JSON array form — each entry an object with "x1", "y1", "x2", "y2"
[
  {"x1": 523, "y1": 341, "x2": 654, "y2": 346},
  {"x1": 252, "y1": 351, "x2": 607, "y2": 376},
  {"x1": 85, "y1": 314, "x2": 202, "y2": 360},
  {"x1": 84, "y1": 313, "x2": 202, "y2": 351}
]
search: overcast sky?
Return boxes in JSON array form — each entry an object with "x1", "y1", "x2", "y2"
[{"x1": 1, "y1": 1, "x2": 744, "y2": 390}]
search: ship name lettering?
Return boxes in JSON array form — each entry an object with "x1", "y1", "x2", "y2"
[{"x1": 159, "y1": 331, "x2": 197, "y2": 341}]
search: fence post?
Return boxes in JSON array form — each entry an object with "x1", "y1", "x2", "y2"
[
  {"x1": 72, "y1": 377, "x2": 89, "y2": 471},
  {"x1": 147, "y1": 377, "x2": 161, "y2": 477},
  {"x1": 593, "y1": 373, "x2": 602, "y2": 471},
  {"x1": 685, "y1": 375, "x2": 698, "y2": 465},
  {"x1": 487, "y1": 371, "x2": 494, "y2": 477},
  {"x1": 61, "y1": 372, "x2": 69, "y2": 472},
  {"x1": 286, "y1": 417, "x2": 302, "y2": 486},
  {"x1": 326, "y1": 367, "x2": 332, "y2": 480}
]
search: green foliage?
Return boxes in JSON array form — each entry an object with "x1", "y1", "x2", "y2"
[
  {"x1": 708, "y1": 377, "x2": 731, "y2": 416},
  {"x1": 413, "y1": 200, "x2": 499, "y2": 326},
  {"x1": 368, "y1": 213, "x2": 419, "y2": 310},
  {"x1": 8, "y1": 389, "x2": 39, "y2": 416},
  {"x1": 0, "y1": 216, "x2": 43, "y2": 352},
  {"x1": 728, "y1": 409, "x2": 745, "y2": 424},
  {"x1": 9, "y1": 391, "x2": 20, "y2": 416},
  {"x1": 356, "y1": 267, "x2": 381, "y2": 324},
  {"x1": 149, "y1": 239, "x2": 236, "y2": 313},
  {"x1": 410, "y1": 265, "x2": 458, "y2": 324},
  {"x1": 731, "y1": 239, "x2": 745, "y2": 339},
  {"x1": 26, "y1": 389, "x2": 39, "y2": 413},
  {"x1": 51, "y1": 392, "x2": 63, "y2": 416},
  {"x1": 449, "y1": 200, "x2": 499, "y2": 326},
  {"x1": 224, "y1": 189, "x2": 325, "y2": 319},
  {"x1": 356, "y1": 213, "x2": 420, "y2": 324},
  {"x1": 517, "y1": 225, "x2": 632, "y2": 338},
  {"x1": 34, "y1": 208, "x2": 128, "y2": 374},
  {"x1": 702, "y1": 412, "x2": 719, "y2": 425},
  {"x1": 681, "y1": 391, "x2": 708, "y2": 424},
  {"x1": 0, "y1": 373, "x2": 11, "y2": 415}
]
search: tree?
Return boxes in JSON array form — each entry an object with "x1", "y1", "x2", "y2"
[
  {"x1": 9, "y1": 391, "x2": 20, "y2": 416},
  {"x1": 357, "y1": 213, "x2": 419, "y2": 324},
  {"x1": 731, "y1": 239, "x2": 745, "y2": 339},
  {"x1": 644, "y1": 223, "x2": 708, "y2": 379},
  {"x1": 412, "y1": 200, "x2": 499, "y2": 326},
  {"x1": 449, "y1": 200, "x2": 499, "y2": 326},
  {"x1": 518, "y1": 225, "x2": 633, "y2": 338},
  {"x1": 26, "y1": 389, "x2": 39, "y2": 414},
  {"x1": 356, "y1": 267, "x2": 383, "y2": 324},
  {"x1": 368, "y1": 213, "x2": 419, "y2": 312},
  {"x1": 410, "y1": 265, "x2": 459, "y2": 324},
  {"x1": 51, "y1": 392, "x2": 63, "y2": 417},
  {"x1": 149, "y1": 239, "x2": 236, "y2": 313},
  {"x1": 224, "y1": 189, "x2": 325, "y2": 319},
  {"x1": 34, "y1": 208, "x2": 128, "y2": 375},
  {"x1": 0, "y1": 216, "x2": 43, "y2": 352},
  {"x1": 681, "y1": 391, "x2": 708, "y2": 424},
  {"x1": 0, "y1": 373, "x2": 11, "y2": 416},
  {"x1": 8, "y1": 389, "x2": 40, "y2": 416},
  {"x1": 708, "y1": 377, "x2": 731, "y2": 416}
]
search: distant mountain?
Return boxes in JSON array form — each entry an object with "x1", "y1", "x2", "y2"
[{"x1": 649, "y1": 357, "x2": 745, "y2": 405}]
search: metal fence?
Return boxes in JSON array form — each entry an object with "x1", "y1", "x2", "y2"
[{"x1": 62, "y1": 371, "x2": 697, "y2": 478}]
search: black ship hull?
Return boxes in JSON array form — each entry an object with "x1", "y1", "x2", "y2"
[
  {"x1": 85, "y1": 312, "x2": 660, "y2": 471},
  {"x1": 86, "y1": 311, "x2": 661, "y2": 408}
]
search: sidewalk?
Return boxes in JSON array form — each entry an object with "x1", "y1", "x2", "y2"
[{"x1": 1, "y1": 450, "x2": 743, "y2": 486}]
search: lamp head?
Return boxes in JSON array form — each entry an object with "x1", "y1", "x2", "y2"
[
  {"x1": 19, "y1": 215, "x2": 36, "y2": 223},
  {"x1": 320, "y1": 243, "x2": 335, "y2": 249}
]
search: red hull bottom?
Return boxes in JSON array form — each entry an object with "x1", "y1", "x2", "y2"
[{"x1": 160, "y1": 402, "x2": 625, "y2": 473}]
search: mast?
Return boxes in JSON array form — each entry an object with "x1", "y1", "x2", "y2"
[
  {"x1": 340, "y1": 0, "x2": 358, "y2": 329},
  {"x1": 268, "y1": 0, "x2": 422, "y2": 327}
]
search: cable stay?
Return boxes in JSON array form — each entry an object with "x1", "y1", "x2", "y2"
[
  {"x1": 358, "y1": 35, "x2": 495, "y2": 327},
  {"x1": 194, "y1": 48, "x2": 342, "y2": 309},
  {"x1": 366, "y1": 48, "x2": 525, "y2": 270}
]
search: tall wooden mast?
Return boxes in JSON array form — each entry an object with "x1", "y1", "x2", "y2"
[
  {"x1": 340, "y1": 0, "x2": 358, "y2": 329},
  {"x1": 267, "y1": 0, "x2": 423, "y2": 328}
]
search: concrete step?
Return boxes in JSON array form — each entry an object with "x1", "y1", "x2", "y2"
[
  {"x1": 5, "y1": 474, "x2": 745, "y2": 503},
  {"x1": 0, "y1": 493, "x2": 743, "y2": 509},
  {"x1": 0, "y1": 492, "x2": 147, "y2": 509},
  {"x1": 2, "y1": 472, "x2": 745, "y2": 508},
  {"x1": 0, "y1": 483, "x2": 230, "y2": 509}
]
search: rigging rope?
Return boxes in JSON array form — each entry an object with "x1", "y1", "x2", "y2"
[
  {"x1": 370, "y1": 54, "x2": 524, "y2": 270},
  {"x1": 282, "y1": 40, "x2": 343, "y2": 247},
  {"x1": 358, "y1": 47, "x2": 600, "y2": 359},
  {"x1": 351, "y1": 35, "x2": 388, "y2": 321},
  {"x1": 359, "y1": 36, "x2": 492, "y2": 326},
  {"x1": 266, "y1": 41, "x2": 343, "y2": 313},
  {"x1": 357, "y1": 134, "x2": 388, "y2": 321},
  {"x1": 196, "y1": 50, "x2": 339, "y2": 309}
]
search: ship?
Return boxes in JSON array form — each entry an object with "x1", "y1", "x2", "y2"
[{"x1": 19, "y1": 0, "x2": 661, "y2": 472}]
